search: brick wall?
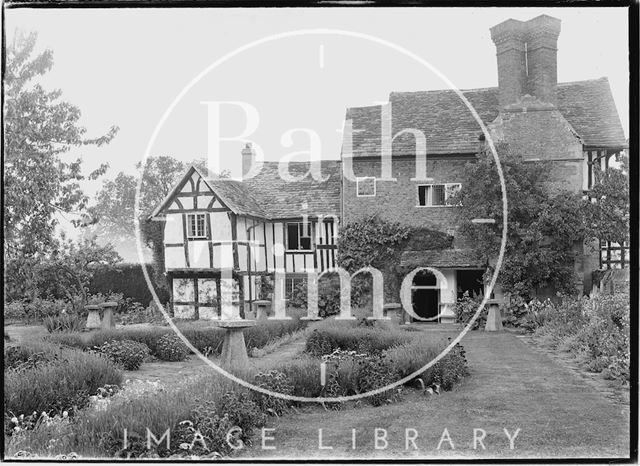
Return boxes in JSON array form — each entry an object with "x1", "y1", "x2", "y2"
[{"x1": 343, "y1": 157, "x2": 474, "y2": 249}]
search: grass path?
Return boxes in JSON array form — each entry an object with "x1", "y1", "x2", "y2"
[{"x1": 238, "y1": 330, "x2": 630, "y2": 460}]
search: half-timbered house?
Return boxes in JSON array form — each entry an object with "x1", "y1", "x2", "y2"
[{"x1": 149, "y1": 154, "x2": 341, "y2": 319}]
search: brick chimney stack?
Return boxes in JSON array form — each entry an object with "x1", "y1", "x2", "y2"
[
  {"x1": 490, "y1": 15, "x2": 561, "y2": 107},
  {"x1": 490, "y1": 18, "x2": 527, "y2": 108},
  {"x1": 525, "y1": 15, "x2": 561, "y2": 106},
  {"x1": 241, "y1": 142, "x2": 254, "y2": 181}
]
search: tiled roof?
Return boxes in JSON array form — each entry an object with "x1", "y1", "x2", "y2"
[
  {"x1": 400, "y1": 249, "x2": 485, "y2": 269},
  {"x1": 344, "y1": 78, "x2": 626, "y2": 157},
  {"x1": 205, "y1": 161, "x2": 342, "y2": 220}
]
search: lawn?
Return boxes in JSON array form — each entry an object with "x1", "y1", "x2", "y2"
[{"x1": 239, "y1": 330, "x2": 630, "y2": 459}]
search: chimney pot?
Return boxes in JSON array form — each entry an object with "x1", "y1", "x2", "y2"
[{"x1": 241, "y1": 142, "x2": 254, "y2": 181}]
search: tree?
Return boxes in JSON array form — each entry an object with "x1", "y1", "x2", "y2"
[
  {"x1": 4, "y1": 31, "x2": 118, "y2": 257},
  {"x1": 454, "y1": 143, "x2": 587, "y2": 297},
  {"x1": 4, "y1": 31, "x2": 118, "y2": 302},
  {"x1": 582, "y1": 154, "x2": 630, "y2": 245}
]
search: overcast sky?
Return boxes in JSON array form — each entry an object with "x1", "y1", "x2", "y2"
[{"x1": 6, "y1": 6, "x2": 629, "y2": 198}]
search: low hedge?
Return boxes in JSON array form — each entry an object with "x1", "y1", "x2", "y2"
[
  {"x1": 4, "y1": 346, "x2": 122, "y2": 418},
  {"x1": 46, "y1": 318, "x2": 308, "y2": 361},
  {"x1": 305, "y1": 320, "x2": 413, "y2": 356}
]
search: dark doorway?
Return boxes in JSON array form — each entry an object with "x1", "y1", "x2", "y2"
[
  {"x1": 457, "y1": 269, "x2": 484, "y2": 300},
  {"x1": 412, "y1": 270, "x2": 439, "y2": 322}
]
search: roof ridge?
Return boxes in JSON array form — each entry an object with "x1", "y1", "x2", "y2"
[{"x1": 383, "y1": 77, "x2": 610, "y2": 100}]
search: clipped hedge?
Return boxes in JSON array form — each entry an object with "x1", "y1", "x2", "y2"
[{"x1": 88, "y1": 263, "x2": 169, "y2": 307}]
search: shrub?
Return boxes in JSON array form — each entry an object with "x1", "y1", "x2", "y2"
[
  {"x1": 3, "y1": 341, "x2": 73, "y2": 371},
  {"x1": 533, "y1": 293, "x2": 630, "y2": 383},
  {"x1": 454, "y1": 291, "x2": 487, "y2": 330},
  {"x1": 305, "y1": 321, "x2": 411, "y2": 356},
  {"x1": 4, "y1": 348, "x2": 122, "y2": 418},
  {"x1": 154, "y1": 334, "x2": 189, "y2": 362},
  {"x1": 252, "y1": 370, "x2": 294, "y2": 416},
  {"x1": 277, "y1": 355, "x2": 323, "y2": 398},
  {"x1": 43, "y1": 313, "x2": 86, "y2": 333},
  {"x1": 95, "y1": 340, "x2": 150, "y2": 370},
  {"x1": 4, "y1": 298, "x2": 69, "y2": 323}
]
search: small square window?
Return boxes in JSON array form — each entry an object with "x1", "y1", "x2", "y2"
[
  {"x1": 187, "y1": 213, "x2": 207, "y2": 239},
  {"x1": 356, "y1": 177, "x2": 376, "y2": 197}
]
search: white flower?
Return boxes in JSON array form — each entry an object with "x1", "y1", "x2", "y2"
[
  {"x1": 11, "y1": 417, "x2": 18, "y2": 424},
  {"x1": 62, "y1": 411, "x2": 69, "y2": 418},
  {"x1": 179, "y1": 443, "x2": 191, "y2": 450},
  {"x1": 13, "y1": 427, "x2": 21, "y2": 433}
]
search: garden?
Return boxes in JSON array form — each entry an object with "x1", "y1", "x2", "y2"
[{"x1": 4, "y1": 298, "x2": 471, "y2": 459}]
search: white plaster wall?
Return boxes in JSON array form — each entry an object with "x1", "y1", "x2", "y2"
[{"x1": 164, "y1": 214, "x2": 183, "y2": 243}]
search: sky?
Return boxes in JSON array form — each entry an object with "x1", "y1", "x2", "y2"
[{"x1": 5, "y1": 6, "x2": 630, "y2": 250}]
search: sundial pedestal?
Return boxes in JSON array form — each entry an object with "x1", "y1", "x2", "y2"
[
  {"x1": 484, "y1": 299, "x2": 503, "y2": 332},
  {"x1": 214, "y1": 319, "x2": 257, "y2": 372}
]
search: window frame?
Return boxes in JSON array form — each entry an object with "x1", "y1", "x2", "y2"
[
  {"x1": 284, "y1": 275, "x2": 307, "y2": 301},
  {"x1": 286, "y1": 222, "x2": 314, "y2": 252},
  {"x1": 186, "y1": 213, "x2": 207, "y2": 239},
  {"x1": 416, "y1": 183, "x2": 462, "y2": 207},
  {"x1": 356, "y1": 177, "x2": 377, "y2": 197}
]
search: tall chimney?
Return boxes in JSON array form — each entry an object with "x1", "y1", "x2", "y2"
[
  {"x1": 241, "y1": 142, "x2": 254, "y2": 181},
  {"x1": 490, "y1": 19, "x2": 527, "y2": 108},
  {"x1": 525, "y1": 15, "x2": 561, "y2": 106}
]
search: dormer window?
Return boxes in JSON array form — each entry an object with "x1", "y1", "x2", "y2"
[{"x1": 187, "y1": 213, "x2": 207, "y2": 239}]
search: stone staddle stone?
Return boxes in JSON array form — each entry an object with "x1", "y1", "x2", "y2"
[
  {"x1": 253, "y1": 300, "x2": 271, "y2": 320},
  {"x1": 214, "y1": 319, "x2": 257, "y2": 371},
  {"x1": 100, "y1": 301, "x2": 117, "y2": 330},
  {"x1": 484, "y1": 299, "x2": 504, "y2": 332},
  {"x1": 85, "y1": 305, "x2": 102, "y2": 330}
]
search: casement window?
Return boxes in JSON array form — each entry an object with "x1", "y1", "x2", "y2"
[
  {"x1": 186, "y1": 213, "x2": 207, "y2": 239},
  {"x1": 356, "y1": 177, "x2": 376, "y2": 197},
  {"x1": 417, "y1": 183, "x2": 462, "y2": 207},
  {"x1": 284, "y1": 276, "x2": 307, "y2": 301},
  {"x1": 600, "y1": 240, "x2": 629, "y2": 269},
  {"x1": 286, "y1": 222, "x2": 313, "y2": 251}
]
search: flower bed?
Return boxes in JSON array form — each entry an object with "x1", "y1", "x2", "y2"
[{"x1": 46, "y1": 317, "x2": 308, "y2": 362}]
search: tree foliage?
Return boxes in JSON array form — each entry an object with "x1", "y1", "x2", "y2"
[
  {"x1": 582, "y1": 154, "x2": 630, "y2": 245},
  {"x1": 454, "y1": 144, "x2": 587, "y2": 296},
  {"x1": 4, "y1": 31, "x2": 118, "y2": 257}
]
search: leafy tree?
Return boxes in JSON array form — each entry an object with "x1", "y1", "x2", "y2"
[
  {"x1": 4, "y1": 31, "x2": 118, "y2": 257},
  {"x1": 4, "y1": 31, "x2": 118, "y2": 302},
  {"x1": 582, "y1": 154, "x2": 630, "y2": 245},
  {"x1": 454, "y1": 143, "x2": 587, "y2": 297},
  {"x1": 5, "y1": 236, "x2": 121, "y2": 305}
]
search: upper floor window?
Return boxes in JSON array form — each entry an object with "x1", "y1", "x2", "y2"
[
  {"x1": 417, "y1": 183, "x2": 461, "y2": 207},
  {"x1": 600, "y1": 240, "x2": 629, "y2": 269},
  {"x1": 187, "y1": 213, "x2": 207, "y2": 239},
  {"x1": 286, "y1": 222, "x2": 313, "y2": 251},
  {"x1": 356, "y1": 177, "x2": 376, "y2": 197}
]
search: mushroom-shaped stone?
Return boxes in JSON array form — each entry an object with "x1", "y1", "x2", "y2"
[
  {"x1": 85, "y1": 305, "x2": 102, "y2": 330},
  {"x1": 484, "y1": 299, "x2": 503, "y2": 332},
  {"x1": 253, "y1": 300, "x2": 271, "y2": 320},
  {"x1": 100, "y1": 301, "x2": 118, "y2": 330}
]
